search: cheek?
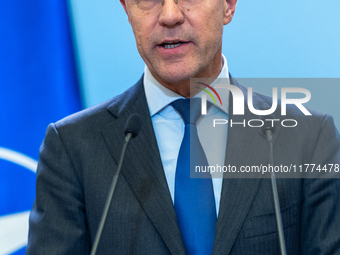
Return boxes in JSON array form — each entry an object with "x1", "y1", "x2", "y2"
[
  {"x1": 197, "y1": 20, "x2": 223, "y2": 48},
  {"x1": 130, "y1": 18, "x2": 153, "y2": 51},
  {"x1": 192, "y1": 7, "x2": 224, "y2": 40}
]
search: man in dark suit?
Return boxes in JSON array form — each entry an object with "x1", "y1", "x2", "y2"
[{"x1": 27, "y1": 0, "x2": 340, "y2": 254}]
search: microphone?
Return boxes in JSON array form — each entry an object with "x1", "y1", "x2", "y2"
[
  {"x1": 90, "y1": 113, "x2": 142, "y2": 255},
  {"x1": 124, "y1": 113, "x2": 142, "y2": 138},
  {"x1": 261, "y1": 115, "x2": 287, "y2": 255},
  {"x1": 261, "y1": 117, "x2": 276, "y2": 141}
]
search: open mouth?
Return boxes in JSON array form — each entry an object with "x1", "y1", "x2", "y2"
[{"x1": 160, "y1": 41, "x2": 186, "y2": 49}]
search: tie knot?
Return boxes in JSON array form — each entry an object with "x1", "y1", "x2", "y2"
[{"x1": 171, "y1": 98, "x2": 202, "y2": 125}]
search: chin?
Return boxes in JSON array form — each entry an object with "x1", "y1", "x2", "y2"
[
  {"x1": 156, "y1": 66, "x2": 198, "y2": 84},
  {"x1": 163, "y1": 74, "x2": 191, "y2": 83}
]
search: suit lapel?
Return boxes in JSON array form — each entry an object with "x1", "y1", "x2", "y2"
[
  {"x1": 101, "y1": 78, "x2": 186, "y2": 255},
  {"x1": 100, "y1": 76, "x2": 282, "y2": 255},
  {"x1": 213, "y1": 78, "x2": 282, "y2": 254}
]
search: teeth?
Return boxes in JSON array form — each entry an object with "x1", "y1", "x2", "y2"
[{"x1": 163, "y1": 42, "x2": 182, "y2": 49}]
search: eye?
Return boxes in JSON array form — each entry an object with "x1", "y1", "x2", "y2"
[{"x1": 132, "y1": 0, "x2": 162, "y2": 11}]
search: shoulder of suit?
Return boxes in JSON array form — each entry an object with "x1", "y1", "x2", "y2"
[{"x1": 53, "y1": 77, "x2": 144, "y2": 134}]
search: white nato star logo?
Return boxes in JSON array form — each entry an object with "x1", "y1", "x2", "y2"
[{"x1": 0, "y1": 147, "x2": 37, "y2": 255}]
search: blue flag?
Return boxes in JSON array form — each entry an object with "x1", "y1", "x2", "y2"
[{"x1": 0, "y1": 1, "x2": 82, "y2": 254}]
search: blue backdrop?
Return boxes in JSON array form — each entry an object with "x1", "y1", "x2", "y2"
[{"x1": 0, "y1": 1, "x2": 82, "y2": 254}]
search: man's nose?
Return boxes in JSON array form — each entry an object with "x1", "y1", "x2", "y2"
[{"x1": 158, "y1": 0, "x2": 185, "y2": 28}]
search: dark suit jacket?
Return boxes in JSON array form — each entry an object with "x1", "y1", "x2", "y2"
[{"x1": 27, "y1": 77, "x2": 340, "y2": 254}]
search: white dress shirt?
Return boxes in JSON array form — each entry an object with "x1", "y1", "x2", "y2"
[{"x1": 143, "y1": 55, "x2": 230, "y2": 216}]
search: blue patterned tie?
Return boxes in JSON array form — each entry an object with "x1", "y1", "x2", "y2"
[{"x1": 172, "y1": 98, "x2": 216, "y2": 255}]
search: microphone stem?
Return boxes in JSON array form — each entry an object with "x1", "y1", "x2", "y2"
[
  {"x1": 266, "y1": 130, "x2": 287, "y2": 255},
  {"x1": 90, "y1": 132, "x2": 132, "y2": 255}
]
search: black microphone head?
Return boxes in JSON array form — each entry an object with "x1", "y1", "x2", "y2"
[
  {"x1": 124, "y1": 113, "x2": 142, "y2": 138},
  {"x1": 261, "y1": 115, "x2": 276, "y2": 135}
]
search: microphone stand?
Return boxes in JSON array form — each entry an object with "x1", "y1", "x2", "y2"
[
  {"x1": 265, "y1": 129, "x2": 287, "y2": 255},
  {"x1": 90, "y1": 113, "x2": 141, "y2": 254}
]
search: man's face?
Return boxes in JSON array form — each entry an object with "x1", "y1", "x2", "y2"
[{"x1": 120, "y1": 0, "x2": 237, "y2": 88}]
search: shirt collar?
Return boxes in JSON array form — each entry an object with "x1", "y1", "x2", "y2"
[{"x1": 144, "y1": 54, "x2": 230, "y2": 117}]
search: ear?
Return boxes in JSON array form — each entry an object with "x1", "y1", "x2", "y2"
[
  {"x1": 120, "y1": 0, "x2": 131, "y2": 23},
  {"x1": 223, "y1": 0, "x2": 237, "y2": 25}
]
